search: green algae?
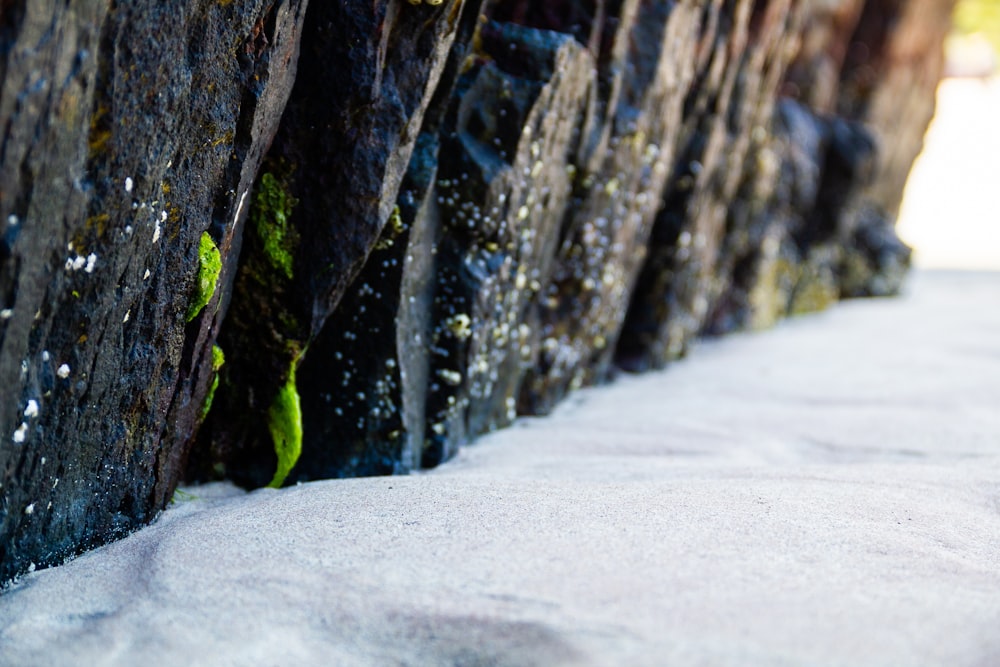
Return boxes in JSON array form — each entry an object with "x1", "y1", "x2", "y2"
[
  {"x1": 266, "y1": 363, "x2": 303, "y2": 488},
  {"x1": 251, "y1": 172, "x2": 298, "y2": 281},
  {"x1": 186, "y1": 232, "x2": 222, "y2": 322},
  {"x1": 200, "y1": 344, "x2": 226, "y2": 421}
]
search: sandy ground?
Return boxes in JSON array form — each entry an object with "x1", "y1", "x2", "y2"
[{"x1": 1, "y1": 270, "x2": 997, "y2": 667}]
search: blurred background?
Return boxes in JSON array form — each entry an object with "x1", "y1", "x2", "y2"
[{"x1": 897, "y1": 0, "x2": 1000, "y2": 270}]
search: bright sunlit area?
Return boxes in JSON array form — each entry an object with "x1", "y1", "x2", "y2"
[{"x1": 897, "y1": 0, "x2": 1000, "y2": 270}]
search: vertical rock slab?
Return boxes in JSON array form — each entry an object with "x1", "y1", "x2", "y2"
[
  {"x1": 702, "y1": 98, "x2": 894, "y2": 334},
  {"x1": 0, "y1": 0, "x2": 957, "y2": 584},
  {"x1": 837, "y1": 0, "x2": 956, "y2": 218},
  {"x1": 194, "y1": 0, "x2": 486, "y2": 487},
  {"x1": 420, "y1": 22, "x2": 598, "y2": 465},
  {"x1": 516, "y1": 0, "x2": 702, "y2": 412},
  {"x1": 0, "y1": 0, "x2": 307, "y2": 584},
  {"x1": 290, "y1": 133, "x2": 440, "y2": 479},
  {"x1": 615, "y1": 0, "x2": 799, "y2": 371}
]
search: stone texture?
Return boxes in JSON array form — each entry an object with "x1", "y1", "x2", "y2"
[
  {"x1": 191, "y1": 0, "x2": 486, "y2": 488},
  {"x1": 0, "y1": 0, "x2": 307, "y2": 585},
  {"x1": 617, "y1": 0, "x2": 800, "y2": 370}
]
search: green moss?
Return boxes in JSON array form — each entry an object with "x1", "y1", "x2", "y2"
[
  {"x1": 170, "y1": 488, "x2": 199, "y2": 505},
  {"x1": 748, "y1": 255, "x2": 797, "y2": 330},
  {"x1": 251, "y1": 172, "x2": 299, "y2": 281},
  {"x1": 374, "y1": 205, "x2": 406, "y2": 250},
  {"x1": 789, "y1": 274, "x2": 838, "y2": 315},
  {"x1": 186, "y1": 232, "x2": 223, "y2": 322},
  {"x1": 200, "y1": 345, "x2": 226, "y2": 420},
  {"x1": 266, "y1": 364, "x2": 303, "y2": 488},
  {"x1": 211, "y1": 343, "x2": 225, "y2": 370}
]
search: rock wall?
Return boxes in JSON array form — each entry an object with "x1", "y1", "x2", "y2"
[{"x1": 0, "y1": 0, "x2": 954, "y2": 584}]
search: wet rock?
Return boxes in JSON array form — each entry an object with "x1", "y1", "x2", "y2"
[
  {"x1": 838, "y1": 0, "x2": 956, "y2": 217},
  {"x1": 289, "y1": 133, "x2": 439, "y2": 480},
  {"x1": 699, "y1": 99, "x2": 902, "y2": 337}
]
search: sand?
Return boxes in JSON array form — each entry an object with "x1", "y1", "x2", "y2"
[{"x1": 0, "y1": 270, "x2": 997, "y2": 667}]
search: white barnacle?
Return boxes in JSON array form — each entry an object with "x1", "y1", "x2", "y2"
[
  {"x1": 125, "y1": 177, "x2": 134, "y2": 193},
  {"x1": 23, "y1": 400, "x2": 39, "y2": 418},
  {"x1": 444, "y1": 313, "x2": 472, "y2": 340},
  {"x1": 66, "y1": 254, "x2": 86, "y2": 271},
  {"x1": 23, "y1": 502, "x2": 34, "y2": 515},
  {"x1": 84, "y1": 253, "x2": 97, "y2": 273},
  {"x1": 437, "y1": 369, "x2": 462, "y2": 386},
  {"x1": 13, "y1": 423, "x2": 28, "y2": 443},
  {"x1": 7, "y1": 214, "x2": 18, "y2": 226},
  {"x1": 152, "y1": 220, "x2": 161, "y2": 243},
  {"x1": 0, "y1": 308, "x2": 12, "y2": 320},
  {"x1": 56, "y1": 363, "x2": 71, "y2": 379}
]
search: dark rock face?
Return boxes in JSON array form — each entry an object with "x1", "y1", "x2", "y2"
[
  {"x1": 0, "y1": 0, "x2": 308, "y2": 584},
  {"x1": 616, "y1": 0, "x2": 801, "y2": 370},
  {"x1": 0, "y1": 0, "x2": 953, "y2": 584},
  {"x1": 191, "y1": 0, "x2": 486, "y2": 488}
]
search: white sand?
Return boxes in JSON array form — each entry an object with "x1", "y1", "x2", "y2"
[{"x1": 0, "y1": 270, "x2": 998, "y2": 667}]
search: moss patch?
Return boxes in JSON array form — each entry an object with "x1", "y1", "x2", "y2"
[
  {"x1": 251, "y1": 172, "x2": 299, "y2": 281},
  {"x1": 200, "y1": 345, "x2": 226, "y2": 420},
  {"x1": 266, "y1": 364, "x2": 303, "y2": 488},
  {"x1": 186, "y1": 232, "x2": 223, "y2": 322}
]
